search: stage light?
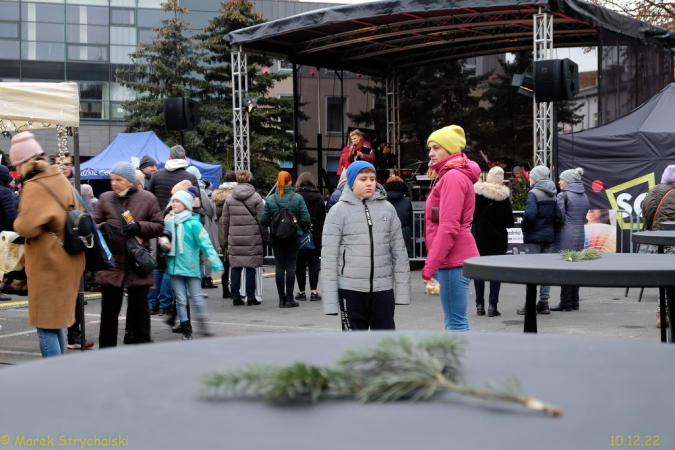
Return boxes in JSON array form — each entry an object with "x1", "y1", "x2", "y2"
[
  {"x1": 244, "y1": 95, "x2": 258, "y2": 113},
  {"x1": 512, "y1": 71, "x2": 534, "y2": 98}
]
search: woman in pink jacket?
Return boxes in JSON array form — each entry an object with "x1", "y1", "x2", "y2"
[{"x1": 422, "y1": 125, "x2": 481, "y2": 330}]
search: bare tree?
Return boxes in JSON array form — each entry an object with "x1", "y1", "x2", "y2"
[{"x1": 591, "y1": 0, "x2": 675, "y2": 30}]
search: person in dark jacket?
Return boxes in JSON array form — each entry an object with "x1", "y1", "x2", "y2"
[
  {"x1": 383, "y1": 176, "x2": 413, "y2": 257},
  {"x1": 517, "y1": 165, "x2": 562, "y2": 315},
  {"x1": 95, "y1": 162, "x2": 165, "y2": 347},
  {"x1": 212, "y1": 171, "x2": 237, "y2": 299},
  {"x1": 294, "y1": 172, "x2": 326, "y2": 301},
  {"x1": 552, "y1": 167, "x2": 590, "y2": 312},
  {"x1": 472, "y1": 167, "x2": 514, "y2": 317},
  {"x1": 148, "y1": 145, "x2": 198, "y2": 209},
  {"x1": 139, "y1": 155, "x2": 157, "y2": 190},
  {"x1": 0, "y1": 165, "x2": 18, "y2": 233},
  {"x1": 327, "y1": 172, "x2": 347, "y2": 213},
  {"x1": 260, "y1": 171, "x2": 311, "y2": 308},
  {"x1": 221, "y1": 170, "x2": 268, "y2": 306}
]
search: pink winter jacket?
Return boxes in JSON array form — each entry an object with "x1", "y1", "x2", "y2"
[{"x1": 423, "y1": 153, "x2": 481, "y2": 280}]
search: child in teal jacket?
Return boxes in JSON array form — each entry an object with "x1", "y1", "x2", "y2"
[{"x1": 161, "y1": 190, "x2": 223, "y2": 339}]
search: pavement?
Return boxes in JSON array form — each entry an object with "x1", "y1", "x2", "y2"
[{"x1": 0, "y1": 267, "x2": 667, "y2": 367}]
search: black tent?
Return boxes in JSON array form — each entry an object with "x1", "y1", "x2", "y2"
[{"x1": 558, "y1": 83, "x2": 675, "y2": 227}]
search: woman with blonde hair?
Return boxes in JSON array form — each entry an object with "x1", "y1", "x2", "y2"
[
  {"x1": 260, "y1": 171, "x2": 311, "y2": 308},
  {"x1": 337, "y1": 129, "x2": 374, "y2": 175}
]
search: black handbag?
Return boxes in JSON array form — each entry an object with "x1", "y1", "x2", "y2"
[{"x1": 114, "y1": 196, "x2": 157, "y2": 277}]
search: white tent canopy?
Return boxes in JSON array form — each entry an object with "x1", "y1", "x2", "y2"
[{"x1": 0, "y1": 82, "x2": 80, "y2": 131}]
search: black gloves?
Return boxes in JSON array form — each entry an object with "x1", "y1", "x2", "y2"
[{"x1": 123, "y1": 222, "x2": 141, "y2": 238}]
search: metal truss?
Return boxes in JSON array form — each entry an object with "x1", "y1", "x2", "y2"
[
  {"x1": 231, "y1": 46, "x2": 250, "y2": 172},
  {"x1": 385, "y1": 72, "x2": 400, "y2": 166},
  {"x1": 533, "y1": 8, "x2": 554, "y2": 171}
]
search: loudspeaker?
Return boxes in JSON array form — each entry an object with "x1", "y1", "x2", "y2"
[
  {"x1": 164, "y1": 97, "x2": 186, "y2": 131},
  {"x1": 184, "y1": 98, "x2": 200, "y2": 130},
  {"x1": 562, "y1": 58, "x2": 579, "y2": 100},
  {"x1": 164, "y1": 97, "x2": 201, "y2": 131},
  {"x1": 533, "y1": 59, "x2": 564, "y2": 103}
]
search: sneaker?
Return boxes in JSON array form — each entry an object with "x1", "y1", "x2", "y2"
[
  {"x1": 67, "y1": 333, "x2": 94, "y2": 350},
  {"x1": 202, "y1": 277, "x2": 218, "y2": 289},
  {"x1": 123, "y1": 330, "x2": 135, "y2": 345},
  {"x1": 158, "y1": 307, "x2": 170, "y2": 316},
  {"x1": 295, "y1": 292, "x2": 307, "y2": 301},
  {"x1": 0, "y1": 292, "x2": 12, "y2": 301},
  {"x1": 310, "y1": 292, "x2": 322, "y2": 301}
]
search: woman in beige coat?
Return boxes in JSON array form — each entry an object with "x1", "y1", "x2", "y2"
[{"x1": 11, "y1": 132, "x2": 86, "y2": 357}]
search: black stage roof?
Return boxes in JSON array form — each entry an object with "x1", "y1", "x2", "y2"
[{"x1": 225, "y1": 0, "x2": 675, "y2": 76}]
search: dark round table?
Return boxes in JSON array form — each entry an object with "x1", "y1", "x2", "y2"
[
  {"x1": 463, "y1": 253, "x2": 675, "y2": 341},
  {"x1": 0, "y1": 332, "x2": 672, "y2": 449}
]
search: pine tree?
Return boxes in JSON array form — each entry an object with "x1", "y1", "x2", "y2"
[
  {"x1": 116, "y1": 0, "x2": 202, "y2": 153},
  {"x1": 193, "y1": 0, "x2": 308, "y2": 186}
]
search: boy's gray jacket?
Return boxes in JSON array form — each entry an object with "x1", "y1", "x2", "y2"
[{"x1": 321, "y1": 183, "x2": 411, "y2": 315}]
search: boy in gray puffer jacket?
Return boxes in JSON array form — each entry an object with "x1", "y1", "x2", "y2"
[{"x1": 321, "y1": 161, "x2": 411, "y2": 330}]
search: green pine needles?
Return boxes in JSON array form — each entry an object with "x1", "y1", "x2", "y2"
[
  {"x1": 202, "y1": 334, "x2": 562, "y2": 417},
  {"x1": 559, "y1": 248, "x2": 602, "y2": 262}
]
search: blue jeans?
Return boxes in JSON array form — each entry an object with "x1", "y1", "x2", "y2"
[
  {"x1": 148, "y1": 271, "x2": 173, "y2": 310},
  {"x1": 436, "y1": 268, "x2": 471, "y2": 331},
  {"x1": 524, "y1": 242, "x2": 552, "y2": 301},
  {"x1": 36, "y1": 328, "x2": 66, "y2": 357},
  {"x1": 231, "y1": 267, "x2": 256, "y2": 300},
  {"x1": 171, "y1": 276, "x2": 207, "y2": 323}
]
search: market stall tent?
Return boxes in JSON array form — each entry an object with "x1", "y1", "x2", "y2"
[
  {"x1": 0, "y1": 82, "x2": 79, "y2": 130},
  {"x1": 80, "y1": 131, "x2": 223, "y2": 188}
]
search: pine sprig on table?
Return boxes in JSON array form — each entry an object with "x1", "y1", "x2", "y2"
[
  {"x1": 559, "y1": 248, "x2": 602, "y2": 261},
  {"x1": 202, "y1": 334, "x2": 562, "y2": 417}
]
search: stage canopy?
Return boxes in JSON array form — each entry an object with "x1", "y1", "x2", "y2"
[
  {"x1": 225, "y1": 0, "x2": 675, "y2": 76},
  {"x1": 558, "y1": 83, "x2": 675, "y2": 224},
  {"x1": 0, "y1": 82, "x2": 80, "y2": 130},
  {"x1": 81, "y1": 131, "x2": 223, "y2": 188}
]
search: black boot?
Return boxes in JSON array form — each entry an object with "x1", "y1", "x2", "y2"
[
  {"x1": 172, "y1": 323, "x2": 182, "y2": 333},
  {"x1": 222, "y1": 284, "x2": 231, "y2": 299},
  {"x1": 476, "y1": 303, "x2": 485, "y2": 316},
  {"x1": 247, "y1": 297, "x2": 261, "y2": 306},
  {"x1": 279, "y1": 296, "x2": 288, "y2": 308},
  {"x1": 180, "y1": 321, "x2": 192, "y2": 340},
  {"x1": 285, "y1": 295, "x2": 299, "y2": 308},
  {"x1": 550, "y1": 303, "x2": 573, "y2": 312},
  {"x1": 232, "y1": 298, "x2": 245, "y2": 306},
  {"x1": 488, "y1": 303, "x2": 501, "y2": 317},
  {"x1": 202, "y1": 276, "x2": 218, "y2": 289}
]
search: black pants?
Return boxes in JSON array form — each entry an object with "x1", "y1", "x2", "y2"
[
  {"x1": 560, "y1": 286, "x2": 580, "y2": 307},
  {"x1": 272, "y1": 240, "x2": 299, "y2": 299},
  {"x1": 338, "y1": 289, "x2": 395, "y2": 331},
  {"x1": 296, "y1": 249, "x2": 320, "y2": 292},
  {"x1": 67, "y1": 298, "x2": 81, "y2": 336},
  {"x1": 99, "y1": 286, "x2": 151, "y2": 348}
]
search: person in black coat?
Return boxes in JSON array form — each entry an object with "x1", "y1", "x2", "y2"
[
  {"x1": 383, "y1": 176, "x2": 413, "y2": 257},
  {"x1": 148, "y1": 145, "x2": 198, "y2": 209},
  {"x1": 294, "y1": 172, "x2": 326, "y2": 301},
  {"x1": 0, "y1": 165, "x2": 18, "y2": 233},
  {"x1": 472, "y1": 167, "x2": 514, "y2": 317}
]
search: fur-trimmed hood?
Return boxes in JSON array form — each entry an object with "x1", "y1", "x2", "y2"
[
  {"x1": 474, "y1": 181, "x2": 510, "y2": 201},
  {"x1": 19, "y1": 155, "x2": 52, "y2": 180}
]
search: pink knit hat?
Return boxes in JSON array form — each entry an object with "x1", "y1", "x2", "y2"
[{"x1": 9, "y1": 132, "x2": 44, "y2": 166}]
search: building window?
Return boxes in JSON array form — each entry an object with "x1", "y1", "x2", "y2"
[
  {"x1": 0, "y1": 23, "x2": 18, "y2": 39},
  {"x1": 326, "y1": 96, "x2": 347, "y2": 134},
  {"x1": 66, "y1": 5, "x2": 109, "y2": 26},
  {"x1": 0, "y1": 40, "x2": 19, "y2": 59},
  {"x1": 22, "y1": 22, "x2": 65, "y2": 42},
  {"x1": 112, "y1": 9, "x2": 135, "y2": 26},
  {"x1": 21, "y1": 41, "x2": 65, "y2": 61},
  {"x1": 66, "y1": 25, "x2": 109, "y2": 44},
  {"x1": 22, "y1": 3, "x2": 65, "y2": 24},
  {"x1": 138, "y1": 28, "x2": 156, "y2": 44},
  {"x1": 0, "y1": 2, "x2": 20, "y2": 22},
  {"x1": 68, "y1": 45, "x2": 107, "y2": 61},
  {"x1": 137, "y1": 8, "x2": 172, "y2": 27},
  {"x1": 79, "y1": 82, "x2": 109, "y2": 120},
  {"x1": 110, "y1": 45, "x2": 134, "y2": 64},
  {"x1": 278, "y1": 59, "x2": 292, "y2": 72},
  {"x1": 110, "y1": 26, "x2": 136, "y2": 46}
]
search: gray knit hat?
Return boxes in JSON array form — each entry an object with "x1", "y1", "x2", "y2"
[
  {"x1": 138, "y1": 155, "x2": 156, "y2": 170},
  {"x1": 529, "y1": 165, "x2": 550, "y2": 182},
  {"x1": 560, "y1": 167, "x2": 584, "y2": 184},
  {"x1": 111, "y1": 161, "x2": 137, "y2": 184}
]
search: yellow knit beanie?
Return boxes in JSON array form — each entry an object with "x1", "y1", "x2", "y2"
[{"x1": 427, "y1": 125, "x2": 466, "y2": 154}]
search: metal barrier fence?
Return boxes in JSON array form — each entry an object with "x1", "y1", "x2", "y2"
[{"x1": 262, "y1": 208, "x2": 637, "y2": 264}]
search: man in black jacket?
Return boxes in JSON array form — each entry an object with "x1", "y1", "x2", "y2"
[{"x1": 148, "y1": 145, "x2": 198, "y2": 209}]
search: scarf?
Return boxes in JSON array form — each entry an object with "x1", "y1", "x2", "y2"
[{"x1": 168, "y1": 210, "x2": 193, "y2": 256}]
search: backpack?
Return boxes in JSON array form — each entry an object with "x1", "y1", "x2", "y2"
[
  {"x1": 270, "y1": 192, "x2": 298, "y2": 240},
  {"x1": 33, "y1": 181, "x2": 94, "y2": 254}
]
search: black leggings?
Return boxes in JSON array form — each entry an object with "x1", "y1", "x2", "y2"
[
  {"x1": 296, "y1": 249, "x2": 320, "y2": 292},
  {"x1": 272, "y1": 241, "x2": 299, "y2": 299}
]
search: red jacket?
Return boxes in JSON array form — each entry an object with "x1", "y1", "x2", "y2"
[
  {"x1": 337, "y1": 140, "x2": 375, "y2": 175},
  {"x1": 423, "y1": 153, "x2": 481, "y2": 280}
]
